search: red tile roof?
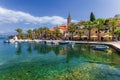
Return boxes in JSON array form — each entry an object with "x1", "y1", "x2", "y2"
[
  {"x1": 49, "y1": 28, "x2": 55, "y2": 32},
  {"x1": 56, "y1": 24, "x2": 67, "y2": 31}
]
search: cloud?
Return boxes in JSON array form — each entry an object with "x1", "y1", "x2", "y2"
[{"x1": 0, "y1": 7, "x2": 77, "y2": 25}]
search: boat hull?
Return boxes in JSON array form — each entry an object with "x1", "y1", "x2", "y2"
[{"x1": 92, "y1": 45, "x2": 108, "y2": 51}]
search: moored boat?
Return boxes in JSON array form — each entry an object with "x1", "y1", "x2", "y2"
[
  {"x1": 53, "y1": 41, "x2": 59, "y2": 45},
  {"x1": 46, "y1": 40, "x2": 53, "y2": 45},
  {"x1": 92, "y1": 45, "x2": 109, "y2": 51},
  {"x1": 59, "y1": 41, "x2": 69, "y2": 45},
  {"x1": 69, "y1": 41, "x2": 76, "y2": 45},
  {"x1": 39, "y1": 40, "x2": 46, "y2": 44},
  {"x1": 4, "y1": 40, "x2": 10, "y2": 43}
]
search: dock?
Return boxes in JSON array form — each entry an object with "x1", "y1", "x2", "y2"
[{"x1": 75, "y1": 41, "x2": 120, "y2": 52}]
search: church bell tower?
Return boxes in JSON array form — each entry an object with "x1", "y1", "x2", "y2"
[{"x1": 67, "y1": 13, "x2": 71, "y2": 28}]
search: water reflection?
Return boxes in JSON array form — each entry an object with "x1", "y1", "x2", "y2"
[
  {"x1": 16, "y1": 43, "x2": 22, "y2": 55},
  {"x1": 1, "y1": 40, "x2": 120, "y2": 80},
  {"x1": 14, "y1": 42, "x2": 120, "y2": 66},
  {"x1": 27, "y1": 43, "x2": 32, "y2": 53}
]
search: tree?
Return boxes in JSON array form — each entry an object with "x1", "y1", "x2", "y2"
[
  {"x1": 69, "y1": 24, "x2": 76, "y2": 40},
  {"x1": 38, "y1": 27, "x2": 43, "y2": 39},
  {"x1": 114, "y1": 28, "x2": 120, "y2": 40},
  {"x1": 42, "y1": 27, "x2": 49, "y2": 39},
  {"x1": 90, "y1": 12, "x2": 95, "y2": 22},
  {"x1": 78, "y1": 30, "x2": 83, "y2": 40},
  {"x1": 47, "y1": 30, "x2": 53, "y2": 39},
  {"x1": 95, "y1": 19, "x2": 105, "y2": 41},
  {"x1": 109, "y1": 19, "x2": 118, "y2": 40},
  {"x1": 27, "y1": 29, "x2": 33, "y2": 39},
  {"x1": 16, "y1": 28, "x2": 22, "y2": 39},
  {"x1": 84, "y1": 21, "x2": 94, "y2": 40},
  {"x1": 33, "y1": 29, "x2": 38, "y2": 39},
  {"x1": 54, "y1": 29, "x2": 61, "y2": 39},
  {"x1": 115, "y1": 28, "x2": 120, "y2": 35}
]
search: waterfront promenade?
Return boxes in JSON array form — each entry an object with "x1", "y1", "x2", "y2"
[{"x1": 75, "y1": 41, "x2": 120, "y2": 52}]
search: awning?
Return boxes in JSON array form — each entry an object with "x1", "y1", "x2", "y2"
[
  {"x1": 73, "y1": 35, "x2": 79, "y2": 38},
  {"x1": 81, "y1": 35, "x2": 88, "y2": 38},
  {"x1": 103, "y1": 35, "x2": 112, "y2": 37},
  {"x1": 90, "y1": 35, "x2": 98, "y2": 38}
]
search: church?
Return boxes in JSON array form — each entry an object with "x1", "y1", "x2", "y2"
[{"x1": 49, "y1": 13, "x2": 72, "y2": 36}]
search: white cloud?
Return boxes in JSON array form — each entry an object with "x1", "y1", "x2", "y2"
[{"x1": 0, "y1": 7, "x2": 77, "y2": 25}]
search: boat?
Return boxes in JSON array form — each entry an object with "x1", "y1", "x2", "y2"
[
  {"x1": 69, "y1": 41, "x2": 76, "y2": 45},
  {"x1": 39, "y1": 40, "x2": 46, "y2": 44},
  {"x1": 46, "y1": 41, "x2": 53, "y2": 45},
  {"x1": 59, "y1": 41, "x2": 69, "y2": 45},
  {"x1": 4, "y1": 40, "x2": 10, "y2": 43},
  {"x1": 92, "y1": 45, "x2": 109, "y2": 51},
  {"x1": 52, "y1": 41, "x2": 59, "y2": 45}
]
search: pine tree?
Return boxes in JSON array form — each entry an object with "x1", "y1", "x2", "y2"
[{"x1": 90, "y1": 12, "x2": 95, "y2": 22}]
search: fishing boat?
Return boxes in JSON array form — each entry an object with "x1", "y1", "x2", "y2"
[{"x1": 92, "y1": 45, "x2": 109, "y2": 51}]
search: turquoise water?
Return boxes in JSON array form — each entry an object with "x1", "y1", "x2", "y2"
[{"x1": 0, "y1": 39, "x2": 120, "y2": 80}]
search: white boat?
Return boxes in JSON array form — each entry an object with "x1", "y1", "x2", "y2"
[
  {"x1": 39, "y1": 40, "x2": 46, "y2": 44},
  {"x1": 69, "y1": 41, "x2": 76, "y2": 45},
  {"x1": 53, "y1": 41, "x2": 59, "y2": 45},
  {"x1": 4, "y1": 40, "x2": 10, "y2": 43},
  {"x1": 46, "y1": 41, "x2": 53, "y2": 45}
]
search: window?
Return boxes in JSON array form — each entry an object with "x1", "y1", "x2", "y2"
[
  {"x1": 76, "y1": 32, "x2": 78, "y2": 34},
  {"x1": 76, "y1": 27, "x2": 78, "y2": 29}
]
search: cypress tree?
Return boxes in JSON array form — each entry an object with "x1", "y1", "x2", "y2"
[{"x1": 90, "y1": 12, "x2": 95, "y2": 22}]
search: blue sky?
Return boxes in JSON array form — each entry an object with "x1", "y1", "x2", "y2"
[{"x1": 0, "y1": 0, "x2": 120, "y2": 34}]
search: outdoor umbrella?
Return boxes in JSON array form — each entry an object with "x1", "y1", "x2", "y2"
[
  {"x1": 90, "y1": 35, "x2": 98, "y2": 41},
  {"x1": 103, "y1": 35, "x2": 112, "y2": 41},
  {"x1": 81, "y1": 35, "x2": 88, "y2": 38},
  {"x1": 103, "y1": 35, "x2": 112, "y2": 38},
  {"x1": 73, "y1": 35, "x2": 79, "y2": 38}
]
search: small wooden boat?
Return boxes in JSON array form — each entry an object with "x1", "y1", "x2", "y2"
[{"x1": 92, "y1": 45, "x2": 109, "y2": 51}]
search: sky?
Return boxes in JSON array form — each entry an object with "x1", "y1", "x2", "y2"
[{"x1": 0, "y1": 0, "x2": 120, "y2": 35}]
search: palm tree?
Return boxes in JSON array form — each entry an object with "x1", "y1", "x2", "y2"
[
  {"x1": 27, "y1": 29, "x2": 33, "y2": 39},
  {"x1": 38, "y1": 27, "x2": 43, "y2": 39},
  {"x1": 42, "y1": 27, "x2": 49, "y2": 39},
  {"x1": 47, "y1": 30, "x2": 53, "y2": 39},
  {"x1": 16, "y1": 28, "x2": 22, "y2": 39},
  {"x1": 114, "y1": 28, "x2": 120, "y2": 40},
  {"x1": 84, "y1": 21, "x2": 94, "y2": 40},
  {"x1": 33, "y1": 29, "x2": 38, "y2": 39},
  {"x1": 95, "y1": 19, "x2": 105, "y2": 41},
  {"x1": 109, "y1": 19, "x2": 118, "y2": 40},
  {"x1": 78, "y1": 30, "x2": 83, "y2": 40},
  {"x1": 69, "y1": 23, "x2": 76, "y2": 40},
  {"x1": 54, "y1": 29, "x2": 61, "y2": 39}
]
